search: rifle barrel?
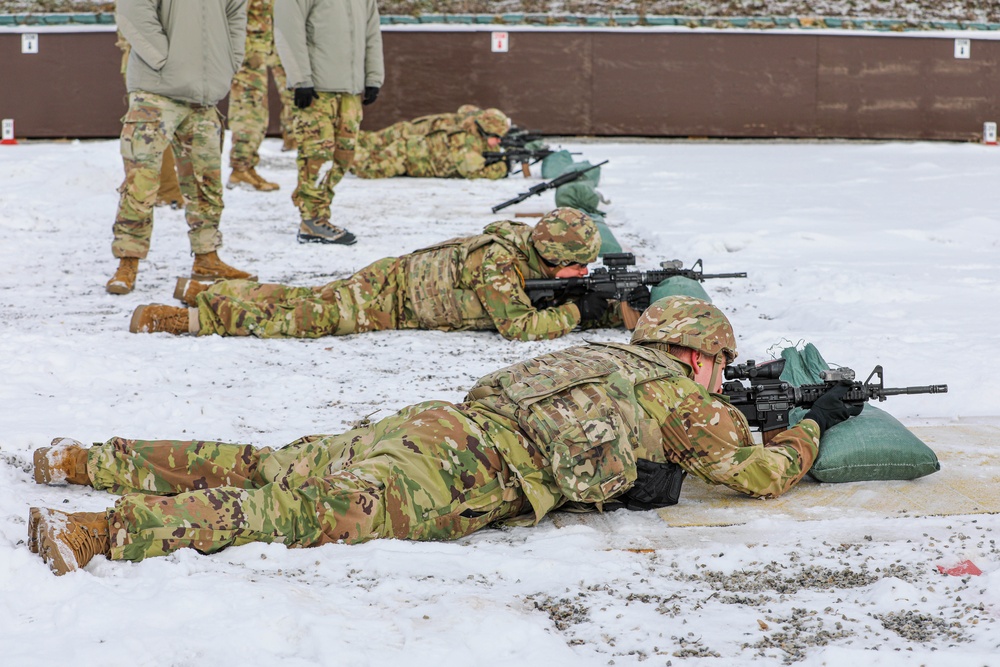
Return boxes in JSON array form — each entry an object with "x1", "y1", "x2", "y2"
[
  {"x1": 877, "y1": 384, "x2": 949, "y2": 397},
  {"x1": 700, "y1": 272, "x2": 748, "y2": 279}
]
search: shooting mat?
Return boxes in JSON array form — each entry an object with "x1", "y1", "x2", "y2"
[{"x1": 656, "y1": 424, "x2": 1000, "y2": 528}]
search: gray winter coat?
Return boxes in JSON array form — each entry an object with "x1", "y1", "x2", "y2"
[
  {"x1": 117, "y1": 0, "x2": 248, "y2": 105},
  {"x1": 274, "y1": 0, "x2": 384, "y2": 95}
]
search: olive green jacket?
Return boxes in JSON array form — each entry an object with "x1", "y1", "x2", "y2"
[
  {"x1": 274, "y1": 0, "x2": 384, "y2": 94},
  {"x1": 116, "y1": 0, "x2": 247, "y2": 105}
]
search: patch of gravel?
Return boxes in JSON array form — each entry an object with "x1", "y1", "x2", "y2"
[{"x1": 686, "y1": 563, "x2": 921, "y2": 594}]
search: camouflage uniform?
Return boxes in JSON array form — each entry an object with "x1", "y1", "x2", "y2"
[
  {"x1": 197, "y1": 211, "x2": 614, "y2": 341},
  {"x1": 291, "y1": 92, "x2": 364, "y2": 221},
  {"x1": 115, "y1": 32, "x2": 183, "y2": 208},
  {"x1": 352, "y1": 108, "x2": 510, "y2": 180},
  {"x1": 113, "y1": 91, "x2": 226, "y2": 258},
  {"x1": 228, "y1": 0, "x2": 295, "y2": 171},
  {"x1": 83, "y1": 339, "x2": 817, "y2": 563}
]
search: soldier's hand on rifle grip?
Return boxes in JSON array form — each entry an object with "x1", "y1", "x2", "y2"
[
  {"x1": 626, "y1": 285, "x2": 651, "y2": 313},
  {"x1": 803, "y1": 381, "x2": 865, "y2": 433},
  {"x1": 576, "y1": 292, "x2": 609, "y2": 324},
  {"x1": 294, "y1": 87, "x2": 319, "y2": 110}
]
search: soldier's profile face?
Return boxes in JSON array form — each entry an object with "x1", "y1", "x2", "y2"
[{"x1": 554, "y1": 264, "x2": 588, "y2": 278}]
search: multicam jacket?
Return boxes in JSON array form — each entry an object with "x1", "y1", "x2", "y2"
[
  {"x1": 403, "y1": 220, "x2": 582, "y2": 340},
  {"x1": 466, "y1": 342, "x2": 821, "y2": 523},
  {"x1": 405, "y1": 126, "x2": 507, "y2": 180}
]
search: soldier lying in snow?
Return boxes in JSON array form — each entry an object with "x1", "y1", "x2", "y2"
[
  {"x1": 128, "y1": 208, "x2": 625, "y2": 342},
  {"x1": 29, "y1": 297, "x2": 855, "y2": 575},
  {"x1": 350, "y1": 106, "x2": 511, "y2": 180}
]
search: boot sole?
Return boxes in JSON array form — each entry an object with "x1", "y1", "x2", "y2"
[
  {"x1": 35, "y1": 510, "x2": 82, "y2": 575},
  {"x1": 106, "y1": 281, "x2": 134, "y2": 295},
  {"x1": 32, "y1": 447, "x2": 51, "y2": 485},
  {"x1": 129, "y1": 305, "x2": 147, "y2": 333},
  {"x1": 28, "y1": 507, "x2": 43, "y2": 554},
  {"x1": 173, "y1": 277, "x2": 189, "y2": 303},
  {"x1": 297, "y1": 232, "x2": 357, "y2": 246}
]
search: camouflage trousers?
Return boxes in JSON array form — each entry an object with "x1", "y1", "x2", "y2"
[
  {"x1": 228, "y1": 43, "x2": 294, "y2": 170},
  {"x1": 291, "y1": 92, "x2": 363, "y2": 222},
  {"x1": 196, "y1": 257, "x2": 420, "y2": 337},
  {"x1": 113, "y1": 91, "x2": 225, "y2": 259},
  {"x1": 91, "y1": 401, "x2": 528, "y2": 561},
  {"x1": 351, "y1": 126, "x2": 409, "y2": 179}
]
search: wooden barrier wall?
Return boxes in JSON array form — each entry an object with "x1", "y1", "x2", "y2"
[{"x1": 1, "y1": 27, "x2": 998, "y2": 140}]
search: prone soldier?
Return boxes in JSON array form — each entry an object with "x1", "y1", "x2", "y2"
[
  {"x1": 28, "y1": 296, "x2": 854, "y2": 575},
  {"x1": 127, "y1": 208, "x2": 626, "y2": 341},
  {"x1": 351, "y1": 107, "x2": 511, "y2": 180}
]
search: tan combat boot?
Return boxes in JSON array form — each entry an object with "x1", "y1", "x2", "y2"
[
  {"x1": 32, "y1": 508, "x2": 111, "y2": 575},
  {"x1": 227, "y1": 167, "x2": 280, "y2": 192},
  {"x1": 174, "y1": 277, "x2": 210, "y2": 307},
  {"x1": 191, "y1": 250, "x2": 257, "y2": 281},
  {"x1": 106, "y1": 257, "x2": 139, "y2": 295},
  {"x1": 281, "y1": 132, "x2": 297, "y2": 152},
  {"x1": 129, "y1": 304, "x2": 195, "y2": 335},
  {"x1": 33, "y1": 437, "x2": 91, "y2": 486}
]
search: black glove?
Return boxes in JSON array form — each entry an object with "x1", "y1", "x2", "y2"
[
  {"x1": 803, "y1": 381, "x2": 865, "y2": 432},
  {"x1": 575, "y1": 292, "x2": 609, "y2": 324},
  {"x1": 294, "y1": 87, "x2": 318, "y2": 110},
  {"x1": 619, "y1": 459, "x2": 686, "y2": 511},
  {"x1": 363, "y1": 86, "x2": 380, "y2": 106},
  {"x1": 625, "y1": 285, "x2": 651, "y2": 313}
]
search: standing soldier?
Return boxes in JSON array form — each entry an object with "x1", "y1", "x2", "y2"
[
  {"x1": 351, "y1": 107, "x2": 511, "y2": 180},
  {"x1": 107, "y1": 0, "x2": 256, "y2": 295},
  {"x1": 274, "y1": 0, "x2": 385, "y2": 245},
  {"x1": 226, "y1": 0, "x2": 296, "y2": 193},
  {"x1": 27, "y1": 297, "x2": 861, "y2": 575},
  {"x1": 126, "y1": 208, "x2": 623, "y2": 341},
  {"x1": 114, "y1": 31, "x2": 184, "y2": 209}
]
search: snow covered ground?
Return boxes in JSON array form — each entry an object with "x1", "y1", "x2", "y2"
[{"x1": 0, "y1": 136, "x2": 997, "y2": 665}]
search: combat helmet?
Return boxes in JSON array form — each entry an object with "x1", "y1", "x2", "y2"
[
  {"x1": 530, "y1": 208, "x2": 600, "y2": 266},
  {"x1": 631, "y1": 296, "x2": 737, "y2": 387},
  {"x1": 630, "y1": 296, "x2": 737, "y2": 360},
  {"x1": 474, "y1": 108, "x2": 511, "y2": 137}
]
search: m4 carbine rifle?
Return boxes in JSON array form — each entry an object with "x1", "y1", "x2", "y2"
[
  {"x1": 722, "y1": 359, "x2": 948, "y2": 433},
  {"x1": 501, "y1": 126, "x2": 545, "y2": 148},
  {"x1": 492, "y1": 160, "x2": 609, "y2": 213},
  {"x1": 524, "y1": 252, "x2": 748, "y2": 327},
  {"x1": 483, "y1": 148, "x2": 570, "y2": 176}
]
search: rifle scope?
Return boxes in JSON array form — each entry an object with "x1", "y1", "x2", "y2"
[
  {"x1": 601, "y1": 252, "x2": 636, "y2": 268},
  {"x1": 724, "y1": 359, "x2": 785, "y2": 381}
]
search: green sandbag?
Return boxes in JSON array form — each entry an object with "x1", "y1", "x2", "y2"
[
  {"x1": 650, "y1": 276, "x2": 711, "y2": 303},
  {"x1": 779, "y1": 344, "x2": 940, "y2": 483},
  {"x1": 554, "y1": 182, "x2": 621, "y2": 256},
  {"x1": 541, "y1": 150, "x2": 575, "y2": 178},
  {"x1": 594, "y1": 219, "x2": 621, "y2": 256},
  {"x1": 555, "y1": 181, "x2": 600, "y2": 215}
]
